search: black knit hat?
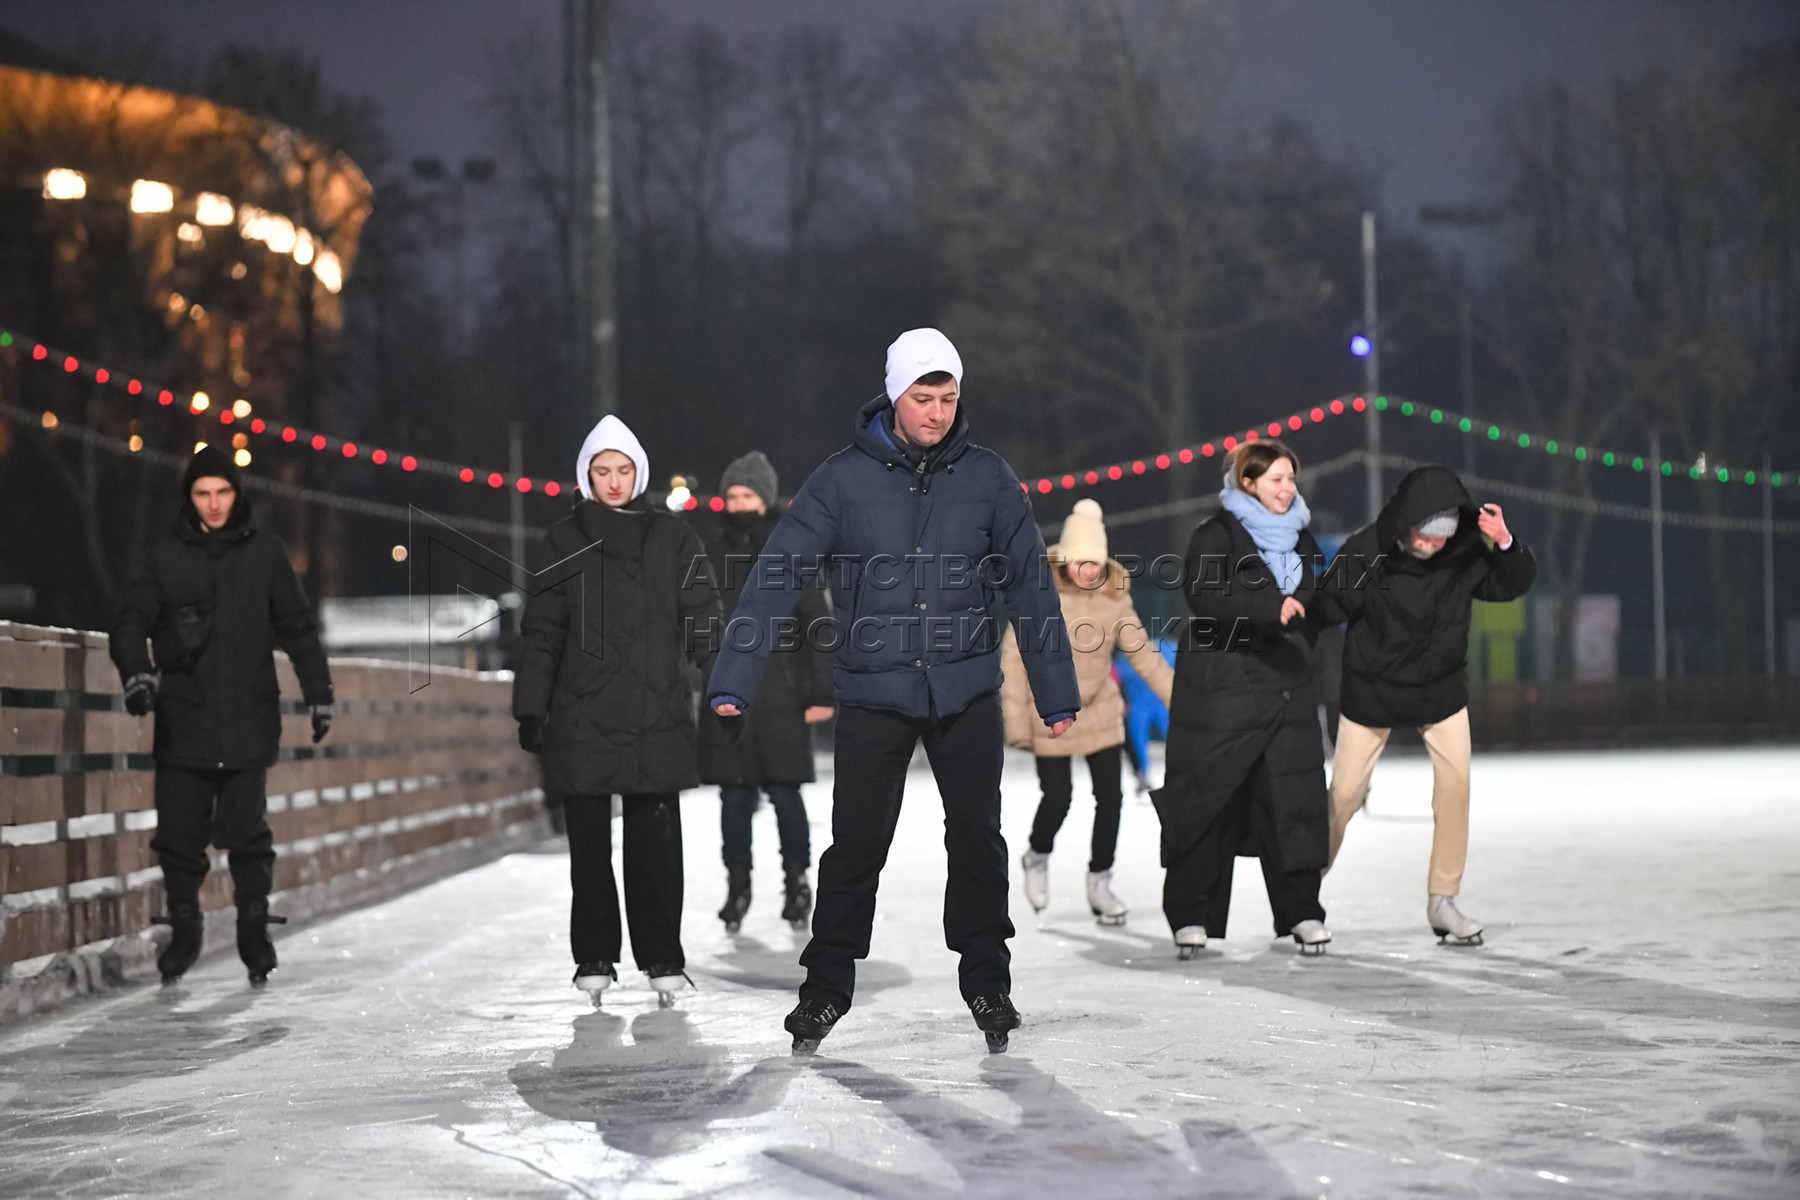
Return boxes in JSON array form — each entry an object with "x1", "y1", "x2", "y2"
[
  {"x1": 720, "y1": 450, "x2": 778, "y2": 508},
  {"x1": 182, "y1": 444, "x2": 242, "y2": 495}
]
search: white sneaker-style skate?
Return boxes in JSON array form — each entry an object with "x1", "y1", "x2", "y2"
[
  {"x1": 1020, "y1": 850, "x2": 1050, "y2": 913},
  {"x1": 1173, "y1": 925, "x2": 1208, "y2": 960},
  {"x1": 647, "y1": 967, "x2": 694, "y2": 1008},
  {"x1": 1086, "y1": 870, "x2": 1128, "y2": 926},
  {"x1": 1427, "y1": 895, "x2": 1484, "y2": 946},
  {"x1": 1291, "y1": 919, "x2": 1332, "y2": 956},
  {"x1": 573, "y1": 962, "x2": 617, "y2": 1008}
]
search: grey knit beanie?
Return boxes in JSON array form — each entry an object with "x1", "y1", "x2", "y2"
[{"x1": 720, "y1": 450, "x2": 778, "y2": 508}]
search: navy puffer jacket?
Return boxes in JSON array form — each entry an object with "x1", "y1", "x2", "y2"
[{"x1": 707, "y1": 396, "x2": 1080, "y2": 721}]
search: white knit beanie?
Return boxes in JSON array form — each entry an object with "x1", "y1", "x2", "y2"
[
  {"x1": 1057, "y1": 499, "x2": 1108, "y2": 565},
  {"x1": 884, "y1": 328, "x2": 963, "y2": 404},
  {"x1": 575, "y1": 414, "x2": 650, "y2": 501}
]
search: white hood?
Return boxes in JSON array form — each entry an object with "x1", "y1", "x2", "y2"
[{"x1": 574, "y1": 414, "x2": 650, "y2": 501}]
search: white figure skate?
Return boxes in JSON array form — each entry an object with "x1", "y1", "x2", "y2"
[
  {"x1": 1020, "y1": 850, "x2": 1050, "y2": 913},
  {"x1": 1086, "y1": 870, "x2": 1128, "y2": 926},
  {"x1": 1428, "y1": 895, "x2": 1484, "y2": 946},
  {"x1": 1291, "y1": 919, "x2": 1332, "y2": 956},
  {"x1": 1174, "y1": 925, "x2": 1208, "y2": 960}
]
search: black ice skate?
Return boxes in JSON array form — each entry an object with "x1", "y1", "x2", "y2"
[
  {"x1": 236, "y1": 899, "x2": 286, "y2": 987},
  {"x1": 968, "y1": 993, "x2": 1021, "y2": 1054},
  {"x1": 781, "y1": 869, "x2": 813, "y2": 930},
  {"x1": 572, "y1": 962, "x2": 618, "y2": 1007},
  {"x1": 647, "y1": 965, "x2": 693, "y2": 1008},
  {"x1": 718, "y1": 868, "x2": 751, "y2": 933},
  {"x1": 784, "y1": 997, "x2": 842, "y2": 1055},
  {"x1": 154, "y1": 900, "x2": 204, "y2": 984}
]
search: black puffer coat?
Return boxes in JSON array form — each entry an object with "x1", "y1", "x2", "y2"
[
  {"x1": 513, "y1": 498, "x2": 722, "y2": 796},
  {"x1": 697, "y1": 509, "x2": 833, "y2": 786},
  {"x1": 1153, "y1": 511, "x2": 1329, "y2": 874},
  {"x1": 110, "y1": 497, "x2": 332, "y2": 771},
  {"x1": 1316, "y1": 465, "x2": 1537, "y2": 728}
]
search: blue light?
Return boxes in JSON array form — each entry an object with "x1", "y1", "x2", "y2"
[{"x1": 1349, "y1": 334, "x2": 1372, "y2": 358}]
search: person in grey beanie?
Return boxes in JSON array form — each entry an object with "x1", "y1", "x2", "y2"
[{"x1": 698, "y1": 450, "x2": 835, "y2": 934}]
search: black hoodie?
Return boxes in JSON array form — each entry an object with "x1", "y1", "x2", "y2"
[
  {"x1": 1314, "y1": 465, "x2": 1537, "y2": 727},
  {"x1": 109, "y1": 453, "x2": 332, "y2": 769}
]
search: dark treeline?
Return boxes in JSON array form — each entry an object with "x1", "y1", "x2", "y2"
[{"x1": 2, "y1": 1, "x2": 1796, "y2": 675}]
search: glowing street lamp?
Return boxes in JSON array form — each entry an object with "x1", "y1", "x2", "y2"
[
  {"x1": 194, "y1": 192, "x2": 234, "y2": 226},
  {"x1": 130, "y1": 179, "x2": 175, "y2": 214},
  {"x1": 43, "y1": 168, "x2": 87, "y2": 200},
  {"x1": 1349, "y1": 333, "x2": 1373, "y2": 359}
]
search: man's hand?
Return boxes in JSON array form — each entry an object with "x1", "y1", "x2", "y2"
[
  {"x1": 1280, "y1": 596, "x2": 1307, "y2": 626},
  {"x1": 1477, "y1": 503, "x2": 1512, "y2": 547},
  {"x1": 713, "y1": 701, "x2": 743, "y2": 718},
  {"x1": 123, "y1": 673, "x2": 157, "y2": 717},
  {"x1": 517, "y1": 716, "x2": 544, "y2": 754},
  {"x1": 803, "y1": 705, "x2": 835, "y2": 724},
  {"x1": 1047, "y1": 717, "x2": 1076, "y2": 739},
  {"x1": 310, "y1": 704, "x2": 333, "y2": 744}
]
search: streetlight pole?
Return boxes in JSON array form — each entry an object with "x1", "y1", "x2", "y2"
[
  {"x1": 1362, "y1": 211, "x2": 1381, "y2": 524},
  {"x1": 1651, "y1": 431, "x2": 1667, "y2": 681},
  {"x1": 566, "y1": 0, "x2": 618, "y2": 422}
]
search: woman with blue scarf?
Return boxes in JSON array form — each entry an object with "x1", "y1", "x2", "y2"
[{"x1": 1152, "y1": 441, "x2": 1334, "y2": 958}]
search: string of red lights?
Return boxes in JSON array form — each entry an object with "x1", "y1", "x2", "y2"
[{"x1": 7, "y1": 325, "x2": 1787, "y2": 509}]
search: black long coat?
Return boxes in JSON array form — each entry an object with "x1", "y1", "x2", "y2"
[
  {"x1": 697, "y1": 509, "x2": 833, "y2": 786},
  {"x1": 513, "y1": 498, "x2": 722, "y2": 797},
  {"x1": 1315, "y1": 466, "x2": 1537, "y2": 728},
  {"x1": 109, "y1": 500, "x2": 332, "y2": 771},
  {"x1": 1154, "y1": 511, "x2": 1330, "y2": 895}
]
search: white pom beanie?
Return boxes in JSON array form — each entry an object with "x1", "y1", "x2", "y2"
[
  {"x1": 1057, "y1": 498, "x2": 1108, "y2": 565},
  {"x1": 575, "y1": 414, "x2": 650, "y2": 501},
  {"x1": 884, "y1": 328, "x2": 963, "y2": 404}
]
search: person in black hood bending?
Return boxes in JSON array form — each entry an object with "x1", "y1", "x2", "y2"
[
  {"x1": 1314, "y1": 464, "x2": 1536, "y2": 946},
  {"x1": 110, "y1": 446, "x2": 333, "y2": 987}
]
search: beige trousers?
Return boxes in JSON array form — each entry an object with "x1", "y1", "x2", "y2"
[{"x1": 1327, "y1": 707, "x2": 1472, "y2": 897}]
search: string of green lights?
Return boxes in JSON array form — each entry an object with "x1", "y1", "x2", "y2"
[{"x1": 1371, "y1": 395, "x2": 1792, "y2": 487}]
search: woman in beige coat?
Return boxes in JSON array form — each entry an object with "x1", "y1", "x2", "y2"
[{"x1": 1001, "y1": 499, "x2": 1174, "y2": 925}]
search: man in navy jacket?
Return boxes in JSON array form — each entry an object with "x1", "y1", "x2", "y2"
[{"x1": 710, "y1": 328, "x2": 1080, "y2": 1053}]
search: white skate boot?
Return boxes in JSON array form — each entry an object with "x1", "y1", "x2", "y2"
[
  {"x1": 1427, "y1": 895, "x2": 1484, "y2": 946},
  {"x1": 1020, "y1": 850, "x2": 1049, "y2": 913},
  {"x1": 1291, "y1": 920, "x2": 1332, "y2": 956},
  {"x1": 573, "y1": 962, "x2": 617, "y2": 1008},
  {"x1": 1086, "y1": 870, "x2": 1128, "y2": 926},
  {"x1": 647, "y1": 966, "x2": 694, "y2": 1008},
  {"x1": 1173, "y1": 925, "x2": 1207, "y2": 960}
]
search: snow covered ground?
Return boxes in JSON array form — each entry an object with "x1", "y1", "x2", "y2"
[{"x1": 2, "y1": 745, "x2": 1796, "y2": 1199}]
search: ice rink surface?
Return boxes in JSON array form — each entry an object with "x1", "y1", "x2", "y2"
[{"x1": 2, "y1": 746, "x2": 1796, "y2": 1199}]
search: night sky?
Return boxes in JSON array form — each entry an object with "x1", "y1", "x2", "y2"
[{"x1": 11, "y1": 0, "x2": 1800, "y2": 237}]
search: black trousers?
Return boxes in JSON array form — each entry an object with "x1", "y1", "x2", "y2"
[
  {"x1": 720, "y1": 783, "x2": 811, "y2": 872},
  {"x1": 1028, "y1": 745, "x2": 1125, "y2": 872},
  {"x1": 800, "y1": 692, "x2": 1013, "y2": 1012},
  {"x1": 564, "y1": 793, "x2": 685, "y2": 972},
  {"x1": 1162, "y1": 758, "x2": 1326, "y2": 939},
  {"x1": 151, "y1": 764, "x2": 272, "y2": 907}
]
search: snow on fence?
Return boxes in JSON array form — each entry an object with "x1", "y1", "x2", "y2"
[{"x1": 0, "y1": 620, "x2": 547, "y2": 1022}]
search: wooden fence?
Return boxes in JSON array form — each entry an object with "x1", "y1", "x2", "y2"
[{"x1": 0, "y1": 620, "x2": 546, "y2": 1022}]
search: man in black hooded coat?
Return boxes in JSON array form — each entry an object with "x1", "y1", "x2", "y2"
[
  {"x1": 110, "y1": 446, "x2": 333, "y2": 985},
  {"x1": 1314, "y1": 464, "x2": 1535, "y2": 944}
]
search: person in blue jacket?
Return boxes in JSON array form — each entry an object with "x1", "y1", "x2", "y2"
[
  {"x1": 1117, "y1": 639, "x2": 1176, "y2": 793},
  {"x1": 708, "y1": 327, "x2": 1081, "y2": 1055}
]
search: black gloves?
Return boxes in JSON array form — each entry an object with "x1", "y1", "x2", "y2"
[
  {"x1": 518, "y1": 716, "x2": 544, "y2": 754},
  {"x1": 123, "y1": 673, "x2": 158, "y2": 716},
  {"x1": 310, "y1": 704, "x2": 332, "y2": 744}
]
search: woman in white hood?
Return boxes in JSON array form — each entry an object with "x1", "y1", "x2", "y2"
[{"x1": 512, "y1": 415, "x2": 722, "y2": 1007}]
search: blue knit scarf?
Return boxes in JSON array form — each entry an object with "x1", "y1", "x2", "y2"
[{"x1": 1220, "y1": 485, "x2": 1311, "y2": 595}]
